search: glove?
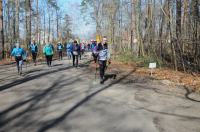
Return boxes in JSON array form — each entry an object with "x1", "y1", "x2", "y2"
[{"x1": 108, "y1": 60, "x2": 111, "y2": 64}]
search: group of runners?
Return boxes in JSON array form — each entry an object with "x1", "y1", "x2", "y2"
[{"x1": 11, "y1": 37, "x2": 111, "y2": 84}]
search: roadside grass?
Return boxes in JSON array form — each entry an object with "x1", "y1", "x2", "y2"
[{"x1": 113, "y1": 51, "x2": 164, "y2": 68}]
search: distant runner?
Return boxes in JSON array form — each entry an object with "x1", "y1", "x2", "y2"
[
  {"x1": 80, "y1": 41, "x2": 85, "y2": 55},
  {"x1": 29, "y1": 40, "x2": 38, "y2": 66},
  {"x1": 91, "y1": 40, "x2": 98, "y2": 63},
  {"x1": 57, "y1": 42, "x2": 64, "y2": 60},
  {"x1": 11, "y1": 43, "x2": 26, "y2": 75},
  {"x1": 66, "y1": 40, "x2": 73, "y2": 60},
  {"x1": 72, "y1": 40, "x2": 80, "y2": 67},
  {"x1": 43, "y1": 42, "x2": 54, "y2": 67}
]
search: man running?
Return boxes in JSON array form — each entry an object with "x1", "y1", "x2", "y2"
[
  {"x1": 97, "y1": 37, "x2": 111, "y2": 84},
  {"x1": 11, "y1": 43, "x2": 26, "y2": 75},
  {"x1": 57, "y1": 41, "x2": 64, "y2": 60},
  {"x1": 29, "y1": 40, "x2": 38, "y2": 66},
  {"x1": 43, "y1": 42, "x2": 54, "y2": 67}
]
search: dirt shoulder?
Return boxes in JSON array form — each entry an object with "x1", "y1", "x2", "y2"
[{"x1": 89, "y1": 60, "x2": 200, "y2": 93}]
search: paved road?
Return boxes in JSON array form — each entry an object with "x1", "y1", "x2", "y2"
[{"x1": 0, "y1": 53, "x2": 200, "y2": 132}]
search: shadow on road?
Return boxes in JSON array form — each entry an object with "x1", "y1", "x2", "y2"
[
  {"x1": 184, "y1": 86, "x2": 200, "y2": 103},
  {"x1": 0, "y1": 74, "x2": 84, "y2": 131},
  {"x1": 37, "y1": 70, "x2": 135, "y2": 132},
  {"x1": 0, "y1": 60, "x2": 91, "y2": 92}
]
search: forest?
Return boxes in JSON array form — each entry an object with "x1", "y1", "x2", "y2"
[
  {"x1": 0, "y1": 0, "x2": 73, "y2": 59},
  {"x1": 0, "y1": 0, "x2": 199, "y2": 73},
  {"x1": 81, "y1": 0, "x2": 200, "y2": 72}
]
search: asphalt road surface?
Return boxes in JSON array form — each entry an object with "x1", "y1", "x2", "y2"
[{"x1": 0, "y1": 53, "x2": 200, "y2": 132}]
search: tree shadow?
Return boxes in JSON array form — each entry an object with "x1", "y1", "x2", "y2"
[
  {"x1": 184, "y1": 86, "x2": 200, "y2": 103},
  {"x1": 23, "y1": 69, "x2": 43, "y2": 76},
  {"x1": 37, "y1": 70, "x2": 135, "y2": 132},
  {"x1": 0, "y1": 74, "x2": 84, "y2": 130},
  {"x1": 0, "y1": 60, "x2": 91, "y2": 92}
]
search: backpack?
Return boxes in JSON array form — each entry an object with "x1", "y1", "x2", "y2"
[{"x1": 45, "y1": 45, "x2": 53, "y2": 55}]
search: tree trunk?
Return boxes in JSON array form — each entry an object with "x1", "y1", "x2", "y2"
[
  {"x1": 43, "y1": 7, "x2": 46, "y2": 44},
  {"x1": 15, "y1": 0, "x2": 19, "y2": 43},
  {"x1": 176, "y1": 0, "x2": 186, "y2": 72},
  {"x1": 56, "y1": 9, "x2": 59, "y2": 40},
  {"x1": 48, "y1": 8, "x2": 51, "y2": 42},
  {"x1": 0, "y1": 0, "x2": 4, "y2": 59},
  {"x1": 36, "y1": 0, "x2": 39, "y2": 44},
  {"x1": 191, "y1": 0, "x2": 199, "y2": 71},
  {"x1": 25, "y1": 0, "x2": 31, "y2": 48}
]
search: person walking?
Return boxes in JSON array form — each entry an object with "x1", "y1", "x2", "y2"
[
  {"x1": 97, "y1": 38, "x2": 111, "y2": 84},
  {"x1": 66, "y1": 40, "x2": 73, "y2": 60},
  {"x1": 91, "y1": 40, "x2": 98, "y2": 63},
  {"x1": 29, "y1": 40, "x2": 38, "y2": 66},
  {"x1": 11, "y1": 43, "x2": 26, "y2": 75},
  {"x1": 80, "y1": 41, "x2": 85, "y2": 55},
  {"x1": 57, "y1": 42, "x2": 64, "y2": 60},
  {"x1": 43, "y1": 42, "x2": 54, "y2": 67},
  {"x1": 72, "y1": 40, "x2": 80, "y2": 67}
]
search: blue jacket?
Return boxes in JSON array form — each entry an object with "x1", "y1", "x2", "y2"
[
  {"x1": 30, "y1": 43, "x2": 38, "y2": 53},
  {"x1": 11, "y1": 47, "x2": 25, "y2": 57},
  {"x1": 91, "y1": 43, "x2": 96, "y2": 50},
  {"x1": 66, "y1": 43, "x2": 73, "y2": 52},
  {"x1": 43, "y1": 44, "x2": 54, "y2": 56}
]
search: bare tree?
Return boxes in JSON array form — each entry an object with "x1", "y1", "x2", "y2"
[{"x1": 0, "y1": 0, "x2": 4, "y2": 59}]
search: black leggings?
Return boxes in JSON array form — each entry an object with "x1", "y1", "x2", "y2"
[
  {"x1": 15, "y1": 56, "x2": 22, "y2": 73},
  {"x1": 46, "y1": 55, "x2": 53, "y2": 66},
  {"x1": 58, "y1": 51, "x2": 63, "y2": 60},
  {"x1": 32, "y1": 52, "x2": 37, "y2": 63},
  {"x1": 92, "y1": 53, "x2": 97, "y2": 63},
  {"x1": 73, "y1": 55, "x2": 79, "y2": 67},
  {"x1": 99, "y1": 60, "x2": 107, "y2": 79}
]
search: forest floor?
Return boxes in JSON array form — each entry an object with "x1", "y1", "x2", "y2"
[{"x1": 90, "y1": 60, "x2": 200, "y2": 93}]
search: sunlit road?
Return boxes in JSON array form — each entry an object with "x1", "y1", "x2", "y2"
[{"x1": 0, "y1": 53, "x2": 200, "y2": 132}]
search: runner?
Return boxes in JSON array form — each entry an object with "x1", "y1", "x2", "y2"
[
  {"x1": 80, "y1": 41, "x2": 85, "y2": 55},
  {"x1": 66, "y1": 40, "x2": 73, "y2": 60},
  {"x1": 87, "y1": 43, "x2": 91, "y2": 51},
  {"x1": 57, "y1": 41, "x2": 64, "y2": 60},
  {"x1": 97, "y1": 37, "x2": 111, "y2": 84},
  {"x1": 72, "y1": 40, "x2": 80, "y2": 67},
  {"x1": 29, "y1": 40, "x2": 38, "y2": 66},
  {"x1": 11, "y1": 43, "x2": 26, "y2": 75},
  {"x1": 91, "y1": 40, "x2": 98, "y2": 63},
  {"x1": 43, "y1": 42, "x2": 54, "y2": 67}
]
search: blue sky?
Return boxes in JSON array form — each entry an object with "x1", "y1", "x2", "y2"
[{"x1": 57, "y1": 0, "x2": 95, "y2": 39}]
